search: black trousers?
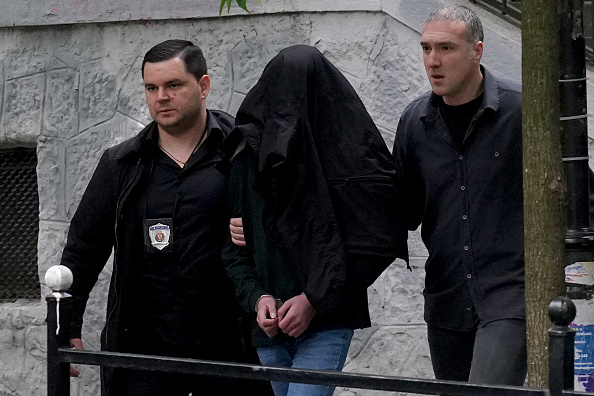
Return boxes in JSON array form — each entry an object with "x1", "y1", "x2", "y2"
[{"x1": 427, "y1": 319, "x2": 527, "y2": 386}]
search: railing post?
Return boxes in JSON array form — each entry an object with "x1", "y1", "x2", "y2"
[
  {"x1": 46, "y1": 265, "x2": 74, "y2": 396},
  {"x1": 560, "y1": 0, "x2": 594, "y2": 249},
  {"x1": 548, "y1": 296, "x2": 577, "y2": 396}
]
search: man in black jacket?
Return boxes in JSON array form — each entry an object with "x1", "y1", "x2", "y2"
[
  {"x1": 393, "y1": 5, "x2": 526, "y2": 385},
  {"x1": 60, "y1": 39, "x2": 269, "y2": 396}
]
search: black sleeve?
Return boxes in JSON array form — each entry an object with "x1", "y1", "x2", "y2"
[
  {"x1": 221, "y1": 149, "x2": 268, "y2": 314},
  {"x1": 393, "y1": 116, "x2": 424, "y2": 232},
  {"x1": 59, "y1": 150, "x2": 118, "y2": 339}
]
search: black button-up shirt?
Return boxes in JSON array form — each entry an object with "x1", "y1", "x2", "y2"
[
  {"x1": 130, "y1": 112, "x2": 240, "y2": 353},
  {"x1": 393, "y1": 67, "x2": 525, "y2": 331}
]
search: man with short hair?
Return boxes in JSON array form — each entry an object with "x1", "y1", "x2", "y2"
[
  {"x1": 393, "y1": 5, "x2": 526, "y2": 385},
  {"x1": 60, "y1": 39, "x2": 268, "y2": 396}
]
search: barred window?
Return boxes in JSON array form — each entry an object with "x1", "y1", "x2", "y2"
[{"x1": 0, "y1": 148, "x2": 40, "y2": 302}]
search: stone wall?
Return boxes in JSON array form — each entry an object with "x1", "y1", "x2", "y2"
[{"x1": 0, "y1": 1, "x2": 524, "y2": 395}]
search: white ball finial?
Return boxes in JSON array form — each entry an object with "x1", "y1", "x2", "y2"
[{"x1": 45, "y1": 265, "x2": 73, "y2": 291}]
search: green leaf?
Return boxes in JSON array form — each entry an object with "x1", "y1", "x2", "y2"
[
  {"x1": 219, "y1": 0, "x2": 252, "y2": 14},
  {"x1": 219, "y1": 0, "x2": 232, "y2": 14},
  {"x1": 237, "y1": 0, "x2": 249, "y2": 12}
]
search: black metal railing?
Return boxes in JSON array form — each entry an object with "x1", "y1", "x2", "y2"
[
  {"x1": 470, "y1": 0, "x2": 522, "y2": 25},
  {"x1": 469, "y1": 0, "x2": 594, "y2": 62},
  {"x1": 47, "y1": 290, "x2": 584, "y2": 396}
]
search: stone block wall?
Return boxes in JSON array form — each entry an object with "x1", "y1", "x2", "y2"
[{"x1": 0, "y1": 1, "x2": 524, "y2": 395}]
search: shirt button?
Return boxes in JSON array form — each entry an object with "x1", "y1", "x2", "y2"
[
  {"x1": 464, "y1": 245, "x2": 469, "y2": 251},
  {"x1": 458, "y1": 155, "x2": 464, "y2": 160},
  {"x1": 462, "y1": 215, "x2": 468, "y2": 220},
  {"x1": 461, "y1": 185, "x2": 465, "y2": 191},
  {"x1": 467, "y1": 274, "x2": 472, "y2": 279},
  {"x1": 494, "y1": 152, "x2": 500, "y2": 157}
]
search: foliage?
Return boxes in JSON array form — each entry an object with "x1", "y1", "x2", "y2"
[{"x1": 219, "y1": 0, "x2": 260, "y2": 14}]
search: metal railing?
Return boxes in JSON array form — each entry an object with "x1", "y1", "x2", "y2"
[
  {"x1": 469, "y1": 0, "x2": 594, "y2": 62},
  {"x1": 47, "y1": 290, "x2": 585, "y2": 396},
  {"x1": 470, "y1": 0, "x2": 522, "y2": 25}
]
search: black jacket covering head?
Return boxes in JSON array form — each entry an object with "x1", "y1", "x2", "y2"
[{"x1": 230, "y1": 45, "x2": 408, "y2": 311}]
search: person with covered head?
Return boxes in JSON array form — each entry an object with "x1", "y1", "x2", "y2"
[{"x1": 222, "y1": 44, "x2": 408, "y2": 396}]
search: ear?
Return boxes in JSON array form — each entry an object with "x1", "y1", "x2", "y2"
[
  {"x1": 473, "y1": 41, "x2": 483, "y2": 63},
  {"x1": 199, "y1": 75, "x2": 211, "y2": 99}
]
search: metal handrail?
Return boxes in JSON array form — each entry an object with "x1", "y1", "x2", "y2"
[
  {"x1": 470, "y1": 0, "x2": 522, "y2": 25},
  {"x1": 57, "y1": 348, "x2": 548, "y2": 395},
  {"x1": 46, "y1": 292, "x2": 578, "y2": 396},
  {"x1": 469, "y1": 0, "x2": 594, "y2": 61}
]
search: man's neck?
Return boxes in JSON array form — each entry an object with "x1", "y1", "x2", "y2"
[
  {"x1": 156, "y1": 114, "x2": 208, "y2": 167},
  {"x1": 159, "y1": 123, "x2": 205, "y2": 149},
  {"x1": 159, "y1": 109, "x2": 208, "y2": 147},
  {"x1": 443, "y1": 70, "x2": 484, "y2": 106}
]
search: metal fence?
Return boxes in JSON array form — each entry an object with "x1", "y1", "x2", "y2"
[
  {"x1": 470, "y1": 0, "x2": 522, "y2": 25},
  {"x1": 469, "y1": 0, "x2": 594, "y2": 62},
  {"x1": 46, "y1": 293, "x2": 587, "y2": 396}
]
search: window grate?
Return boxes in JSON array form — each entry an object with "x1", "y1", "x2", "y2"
[{"x1": 0, "y1": 148, "x2": 40, "y2": 302}]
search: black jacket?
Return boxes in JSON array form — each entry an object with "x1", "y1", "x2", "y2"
[
  {"x1": 223, "y1": 145, "x2": 375, "y2": 346},
  {"x1": 60, "y1": 110, "x2": 236, "y2": 395},
  {"x1": 223, "y1": 45, "x2": 408, "y2": 343}
]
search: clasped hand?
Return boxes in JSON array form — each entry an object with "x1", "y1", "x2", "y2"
[{"x1": 256, "y1": 293, "x2": 315, "y2": 338}]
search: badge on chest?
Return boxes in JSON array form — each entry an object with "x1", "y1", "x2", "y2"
[{"x1": 144, "y1": 218, "x2": 174, "y2": 251}]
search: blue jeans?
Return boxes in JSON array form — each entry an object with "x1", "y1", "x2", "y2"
[{"x1": 257, "y1": 328, "x2": 354, "y2": 396}]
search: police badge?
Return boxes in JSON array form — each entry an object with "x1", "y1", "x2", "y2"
[{"x1": 148, "y1": 222, "x2": 171, "y2": 250}]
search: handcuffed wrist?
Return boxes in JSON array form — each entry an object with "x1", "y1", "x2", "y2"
[{"x1": 255, "y1": 294, "x2": 275, "y2": 312}]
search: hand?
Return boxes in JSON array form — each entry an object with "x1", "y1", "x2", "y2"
[
  {"x1": 229, "y1": 217, "x2": 246, "y2": 247},
  {"x1": 256, "y1": 296, "x2": 279, "y2": 337},
  {"x1": 69, "y1": 338, "x2": 84, "y2": 377},
  {"x1": 277, "y1": 293, "x2": 316, "y2": 338}
]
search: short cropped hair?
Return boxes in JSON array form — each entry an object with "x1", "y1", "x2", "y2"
[
  {"x1": 142, "y1": 39, "x2": 207, "y2": 81},
  {"x1": 426, "y1": 4, "x2": 484, "y2": 44}
]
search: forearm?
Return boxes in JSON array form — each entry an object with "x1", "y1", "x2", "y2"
[{"x1": 222, "y1": 236, "x2": 267, "y2": 314}]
